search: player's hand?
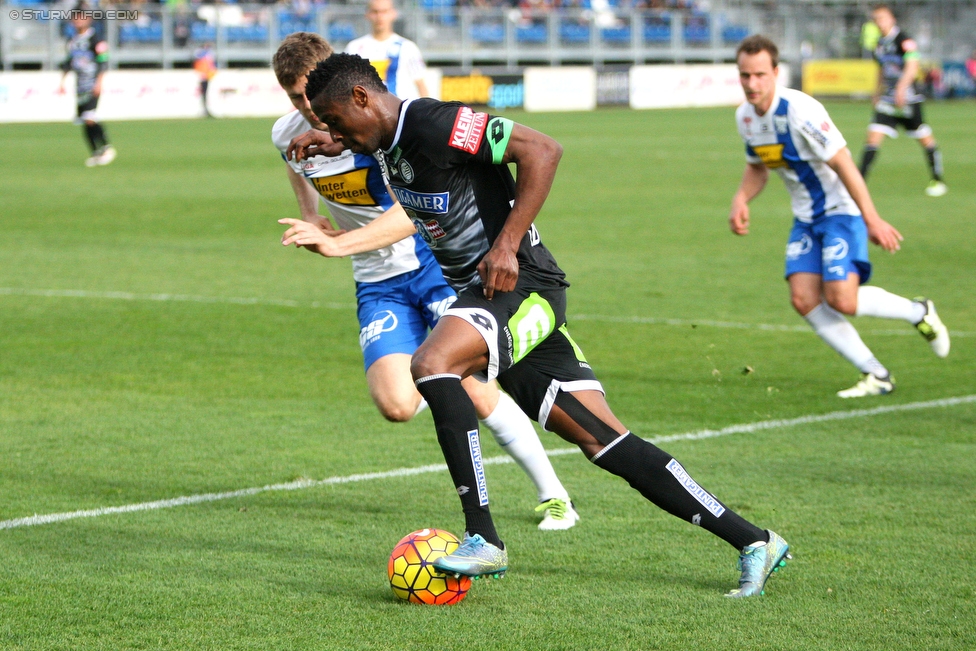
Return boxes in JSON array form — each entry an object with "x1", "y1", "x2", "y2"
[
  {"x1": 867, "y1": 218, "x2": 903, "y2": 253},
  {"x1": 92, "y1": 80, "x2": 102, "y2": 99},
  {"x1": 279, "y1": 218, "x2": 346, "y2": 256},
  {"x1": 287, "y1": 129, "x2": 344, "y2": 162},
  {"x1": 729, "y1": 201, "x2": 751, "y2": 236},
  {"x1": 477, "y1": 246, "x2": 519, "y2": 300},
  {"x1": 894, "y1": 86, "x2": 907, "y2": 108},
  {"x1": 305, "y1": 214, "x2": 340, "y2": 233}
]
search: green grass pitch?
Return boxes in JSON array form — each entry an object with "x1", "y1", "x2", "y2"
[{"x1": 1, "y1": 101, "x2": 974, "y2": 651}]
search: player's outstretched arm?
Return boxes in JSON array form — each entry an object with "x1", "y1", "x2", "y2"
[
  {"x1": 284, "y1": 165, "x2": 338, "y2": 232},
  {"x1": 827, "y1": 148, "x2": 902, "y2": 252},
  {"x1": 279, "y1": 200, "x2": 415, "y2": 258},
  {"x1": 477, "y1": 123, "x2": 562, "y2": 299},
  {"x1": 729, "y1": 163, "x2": 768, "y2": 236}
]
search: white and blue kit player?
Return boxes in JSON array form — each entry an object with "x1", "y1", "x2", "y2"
[
  {"x1": 271, "y1": 57, "x2": 578, "y2": 529},
  {"x1": 273, "y1": 108, "x2": 450, "y2": 374},
  {"x1": 731, "y1": 37, "x2": 949, "y2": 398},
  {"x1": 345, "y1": 0, "x2": 428, "y2": 101}
]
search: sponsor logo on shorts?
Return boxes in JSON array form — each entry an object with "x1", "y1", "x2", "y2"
[
  {"x1": 666, "y1": 459, "x2": 726, "y2": 517},
  {"x1": 359, "y1": 310, "x2": 398, "y2": 349},
  {"x1": 449, "y1": 107, "x2": 487, "y2": 155},
  {"x1": 467, "y1": 429, "x2": 489, "y2": 506},
  {"x1": 426, "y1": 296, "x2": 457, "y2": 320},
  {"x1": 822, "y1": 237, "x2": 849, "y2": 263},
  {"x1": 390, "y1": 186, "x2": 450, "y2": 215},
  {"x1": 786, "y1": 233, "x2": 813, "y2": 260},
  {"x1": 470, "y1": 312, "x2": 495, "y2": 332}
]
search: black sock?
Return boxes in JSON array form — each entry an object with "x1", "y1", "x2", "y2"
[
  {"x1": 860, "y1": 145, "x2": 878, "y2": 179},
  {"x1": 415, "y1": 375, "x2": 501, "y2": 548},
  {"x1": 91, "y1": 123, "x2": 107, "y2": 149},
  {"x1": 925, "y1": 145, "x2": 943, "y2": 182},
  {"x1": 592, "y1": 433, "x2": 767, "y2": 550},
  {"x1": 83, "y1": 123, "x2": 99, "y2": 152}
]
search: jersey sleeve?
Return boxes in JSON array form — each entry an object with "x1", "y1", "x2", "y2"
[
  {"x1": 399, "y1": 41, "x2": 427, "y2": 83},
  {"x1": 271, "y1": 113, "x2": 304, "y2": 173},
  {"x1": 788, "y1": 97, "x2": 847, "y2": 162},
  {"x1": 93, "y1": 38, "x2": 108, "y2": 74},
  {"x1": 897, "y1": 32, "x2": 920, "y2": 60},
  {"x1": 734, "y1": 105, "x2": 761, "y2": 164},
  {"x1": 420, "y1": 101, "x2": 500, "y2": 168}
]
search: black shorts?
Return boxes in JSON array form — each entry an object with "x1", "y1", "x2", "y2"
[
  {"x1": 870, "y1": 102, "x2": 930, "y2": 138},
  {"x1": 444, "y1": 279, "x2": 602, "y2": 428}
]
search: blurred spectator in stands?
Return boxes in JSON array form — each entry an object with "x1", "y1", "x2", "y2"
[
  {"x1": 194, "y1": 42, "x2": 217, "y2": 117},
  {"x1": 966, "y1": 49, "x2": 976, "y2": 83}
]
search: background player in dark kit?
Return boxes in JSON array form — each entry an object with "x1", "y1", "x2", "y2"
[
  {"x1": 58, "y1": 4, "x2": 115, "y2": 167},
  {"x1": 859, "y1": 4, "x2": 946, "y2": 197},
  {"x1": 281, "y1": 53, "x2": 792, "y2": 598}
]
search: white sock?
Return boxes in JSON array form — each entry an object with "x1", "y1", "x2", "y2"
[
  {"x1": 480, "y1": 392, "x2": 570, "y2": 503},
  {"x1": 804, "y1": 302, "x2": 889, "y2": 377},
  {"x1": 856, "y1": 286, "x2": 926, "y2": 323},
  {"x1": 413, "y1": 399, "x2": 428, "y2": 417}
]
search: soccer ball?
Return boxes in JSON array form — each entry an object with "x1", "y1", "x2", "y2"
[{"x1": 388, "y1": 528, "x2": 471, "y2": 605}]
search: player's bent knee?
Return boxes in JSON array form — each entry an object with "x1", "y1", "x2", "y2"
[
  {"x1": 410, "y1": 346, "x2": 447, "y2": 381},
  {"x1": 826, "y1": 294, "x2": 857, "y2": 315},
  {"x1": 791, "y1": 294, "x2": 819, "y2": 316},
  {"x1": 376, "y1": 402, "x2": 417, "y2": 423}
]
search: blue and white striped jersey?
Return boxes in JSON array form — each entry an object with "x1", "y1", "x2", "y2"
[
  {"x1": 273, "y1": 109, "x2": 430, "y2": 283},
  {"x1": 736, "y1": 86, "x2": 859, "y2": 223}
]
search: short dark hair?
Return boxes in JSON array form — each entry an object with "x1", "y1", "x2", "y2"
[
  {"x1": 272, "y1": 32, "x2": 333, "y2": 88},
  {"x1": 736, "y1": 34, "x2": 779, "y2": 68},
  {"x1": 304, "y1": 53, "x2": 387, "y2": 106}
]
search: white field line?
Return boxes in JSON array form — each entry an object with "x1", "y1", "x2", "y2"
[
  {"x1": 2, "y1": 394, "x2": 974, "y2": 531},
  {"x1": 2, "y1": 287, "x2": 972, "y2": 337},
  {"x1": 570, "y1": 313, "x2": 975, "y2": 338},
  {"x1": 0, "y1": 287, "x2": 355, "y2": 311}
]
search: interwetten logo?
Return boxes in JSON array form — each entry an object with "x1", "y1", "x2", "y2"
[
  {"x1": 666, "y1": 459, "x2": 726, "y2": 517},
  {"x1": 390, "y1": 186, "x2": 450, "y2": 215}
]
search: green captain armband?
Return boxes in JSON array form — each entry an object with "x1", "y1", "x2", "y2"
[
  {"x1": 486, "y1": 117, "x2": 514, "y2": 164},
  {"x1": 903, "y1": 50, "x2": 919, "y2": 61}
]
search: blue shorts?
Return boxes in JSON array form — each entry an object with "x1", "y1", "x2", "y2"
[
  {"x1": 784, "y1": 214, "x2": 872, "y2": 284},
  {"x1": 355, "y1": 254, "x2": 457, "y2": 371}
]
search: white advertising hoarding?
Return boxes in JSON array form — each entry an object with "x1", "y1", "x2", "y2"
[
  {"x1": 0, "y1": 69, "x2": 294, "y2": 122},
  {"x1": 629, "y1": 63, "x2": 790, "y2": 109},
  {"x1": 205, "y1": 69, "x2": 292, "y2": 119},
  {"x1": 523, "y1": 66, "x2": 597, "y2": 112}
]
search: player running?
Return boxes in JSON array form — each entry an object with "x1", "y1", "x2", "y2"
[
  {"x1": 730, "y1": 35, "x2": 949, "y2": 398},
  {"x1": 271, "y1": 33, "x2": 578, "y2": 531},
  {"x1": 281, "y1": 52, "x2": 792, "y2": 598},
  {"x1": 859, "y1": 4, "x2": 947, "y2": 197},
  {"x1": 58, "y1": 4, "x2": 116, "y2": 167}
]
